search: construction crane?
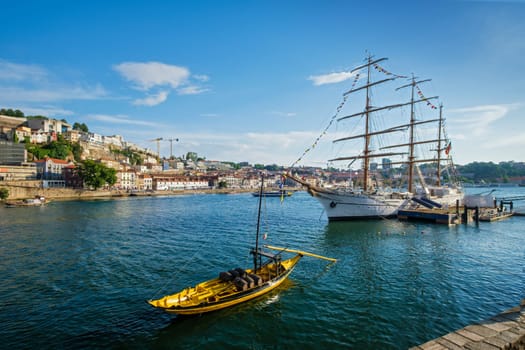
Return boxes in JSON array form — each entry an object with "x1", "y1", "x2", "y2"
[
  {"x1": 166, "y1": 138, "x2": 179, "y2": 158},
  {"x1": 148, "y1": 137, "x2": 163, "y2": 157}
]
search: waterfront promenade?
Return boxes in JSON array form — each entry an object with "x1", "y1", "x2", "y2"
[{"x1": 411, "y1": 300, "x2": 524, "y2": 350}]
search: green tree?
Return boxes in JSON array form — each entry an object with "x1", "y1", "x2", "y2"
[
  {"x1": 77, "y1": 160, "x2": 117, "y2": 190},
  {"x1": 25, "y1": 143, "x2": 48, "y2": 159},
  {"x1": 0, "y1": 188, "x2": 9, "y2": 200},
  {"x1": 264, "y1": 164, "x2": 282, "y2": 171},
  {"x1": 25, "y1": 139, "x2": 76, "y2": 160},
  {"x1": 73, "y1": 122, "x2": 89, "y2": 132},
  {"x1": 46, "y1": 141, "x2": 71, "y2": 159},
  {"x1": 71, "y1": 142, "x2": 83, "y2": 162},
  {"x1": 111, "y1": 148, "x2": 143, "y2": 165},
  {"x1": 186, "y1": 152, "x2": 198, "y2": 161},
  {"x1": 0, "y1": 108, "x2": 24, "y2": 117}
]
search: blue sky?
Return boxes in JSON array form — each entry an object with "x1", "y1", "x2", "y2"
[{"x1": 1, "y1": 0, "x2": 524, "y2": 167}]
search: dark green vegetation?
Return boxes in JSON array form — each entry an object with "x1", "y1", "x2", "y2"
[
  {"x1": 25, "y1": 135, "x2": 82, "y2": 162},
  {"x1": 72, "y1": 122, "x2": 89, "y2": 132},
  {"x1": 0, "y1": 188, "x2": 9, "y2": 200},
  {"x1": 76, "y1": 160, "x2": 117, "y2": 190},
  {"x1": 110, "y1": 148, "x2": 144, "y2": 165},
  {"x1": 0, "y1": 108, "x2": 55, "y2": 120},
  {"x1": 0, "y1": 108, "x2": 25, "y2": 118},
  {"x1": 455, "y1": 161, "x2": 525, "y2": 184}
]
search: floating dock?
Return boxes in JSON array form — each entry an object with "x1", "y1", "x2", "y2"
[
  {"x1": 411, "y1": 299, "x2": 525, "y2": 350},
  {"x1": 398, "y1": 205, "x2": 517, "y2": 225},
  {"x1": 397, "y1": 194, "x2": 525, "y2": 225},
  {"x1": 398, "y1": 208, "x2": 460, "y2": 225},
  {"x1": 479, "y1": 211, "x2": 514, "y2": 222}
]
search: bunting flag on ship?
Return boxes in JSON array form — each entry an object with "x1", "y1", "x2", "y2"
[
  {"x1": 373, "y1": 63, "x2": 407, "y2": 79},
  {"x1": 444, "y1": 141, "x2": 452, "y2": 156},
  {"x1": 289, "y1": 73, "x2": 360, "y2": 169},
  {"x1": 416, "y1": 85, "x2": 438, "y2": 110}
]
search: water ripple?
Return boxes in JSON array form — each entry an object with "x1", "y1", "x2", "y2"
[{"x1": 0, "y1": 191, "x2": 524, "y2": 349}]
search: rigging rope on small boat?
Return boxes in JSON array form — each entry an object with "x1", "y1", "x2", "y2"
[{"x1": 150, "y1": 226, "x2": 226, "y2": 298}]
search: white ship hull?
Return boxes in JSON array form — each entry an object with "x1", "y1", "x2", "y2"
[
  {"x1": 309, "y1": 189, "x2": 409, "y2": 220},
  {"x1": 308, "y1": 187, "x2": 464, "y2": 221}
]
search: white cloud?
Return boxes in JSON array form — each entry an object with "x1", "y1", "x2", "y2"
[
  {"x1": 271, "y1": 111, "x2": 297, "y2": 117},
  {"x1": 308, "y1": 71, "x2": 356, "y2": 86},
  {"x1": 193, "y1": 74, "x2": 209, "y2": 82},
  {"x1": 177, "y1": 85, "x2": 209, "y2": 95},
  {"x1": 0, "y1": 60, "x2": 48, "y2": 81},
  {"x1": 88, "y1": 114, "x2": 160, "y2": 127},
  {"x1": 132, "y1": 90, "x2": 169, "y2": 106},
  {"x1": 0, "y1": 84, "x2": 107, "y2": 102},
  {"x1": 0, "y1": 59, "x2": 107, "y2": 105},
  {"x1": 448, "y1": 104, "x2": 515, "y2": 136},
  {"x1": 487, "y1": 132, "x2": 525, "y2": 148},
  {"x1": 113, "y1": 61, "x2": 190, "y2": 90},
  {"x1": 18, "y1": 105, "x2": 74, "y2": 117},
  {"x1": 114, "y1": 61, "x2": 209, "y2": 105}
]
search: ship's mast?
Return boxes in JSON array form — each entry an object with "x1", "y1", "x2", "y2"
[
  {"x1": 436, "y1": 104, "x2": 444, "y2": 186},
  {"x1": 333, "y1": 55, "x2": 445, "y2": 194},
  {"x1": 363, "y1": 55, "x2": 372, "y2": 191},
  {"x1": 408, "y1": 76, "x2": 416, "y2": 193},
  {"x1": 396, "y1": 76, "x2": 434, "y2": 194}
]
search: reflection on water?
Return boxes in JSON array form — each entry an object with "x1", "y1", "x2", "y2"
[{"x1": 0, "y1": 190, "x2": 523, "y2": 349}]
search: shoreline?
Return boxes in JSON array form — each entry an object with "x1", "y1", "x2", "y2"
[{"x1": 0, "y1": 182, "x2": 269, "y2": 201}]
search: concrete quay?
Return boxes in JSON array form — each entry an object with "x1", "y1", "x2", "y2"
[{"x1": 411, "y1": 299, "x2": 525, "y2": 350}]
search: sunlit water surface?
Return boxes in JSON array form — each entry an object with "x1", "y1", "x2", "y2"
[{"x1": 0, "y1": 188, "x2": 523, "y2": 349}]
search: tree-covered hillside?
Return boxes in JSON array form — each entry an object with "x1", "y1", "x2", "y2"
[{"x1": 456, "y1": 161, "x2": 525, "y2": 183}]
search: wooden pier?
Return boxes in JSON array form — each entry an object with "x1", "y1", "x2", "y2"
[{"x1": 410, "y1": 299, "x2": 525, "y2": 350}]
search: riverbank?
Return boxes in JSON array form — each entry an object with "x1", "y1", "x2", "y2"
[{"x1": 0, "y1": 181, "x2": 259, "y2": 201}]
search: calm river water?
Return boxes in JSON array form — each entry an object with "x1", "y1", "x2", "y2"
[{"x1": 0, "y1": 188, "x2": 523, "y2": 349}]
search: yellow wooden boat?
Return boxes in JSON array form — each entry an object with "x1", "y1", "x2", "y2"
[{"x1": 148, "y1": 176, "x2": 336, "y2": 316}]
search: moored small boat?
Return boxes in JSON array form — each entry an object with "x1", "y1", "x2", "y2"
[
  {"x1": 251, "y1": 190, "x2": 293, "y2": 197},
  {"x1": 148, "y1": 175, "x2": 335, "y2": 315},
  {"x1": 5, "y1": 196, "x2": 47, "y2": 208}
]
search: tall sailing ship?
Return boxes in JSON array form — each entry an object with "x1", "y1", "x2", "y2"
[{"x1": 287, "y1": 54, "x2": 463, "y2": 221}]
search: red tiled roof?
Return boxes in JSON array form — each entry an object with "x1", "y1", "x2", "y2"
[{"x1": 35, "y1": 157, "x2": 71, "y2": 164}]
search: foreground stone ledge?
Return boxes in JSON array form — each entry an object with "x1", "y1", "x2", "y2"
[{"x1": 411, "y1": 299, "x2": 524, "y2": 350}]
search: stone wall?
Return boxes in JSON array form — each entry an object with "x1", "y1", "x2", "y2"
[{"x1": 0, "y1": 181, "x2": 113, "y2": 200}]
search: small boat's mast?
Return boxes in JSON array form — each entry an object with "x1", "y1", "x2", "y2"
[
  {"x1": 253, "y1": 174, "x2": 264, "y2": 272},
  {"x1": 436, "y1": 104, "x2": 443, "y2": 186}
]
